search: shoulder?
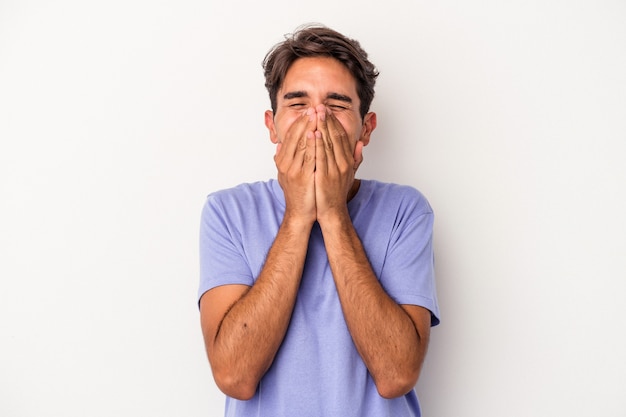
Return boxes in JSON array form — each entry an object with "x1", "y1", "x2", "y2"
[
  {"x1": 202, "y1": 180, "x2": 284, "y2": 227},
  {"x1": 204, "y1": 179, "x2": 279, "y2": 211},
  {"x1": 359, "y1": 180, "x2": 433, "y2": 217},
  {"x1": 206, "y1": 180, "x2": 275, "y2": 202}
]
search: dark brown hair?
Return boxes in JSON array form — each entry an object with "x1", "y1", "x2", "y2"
[{"x1": 262, "y1": 25, "x2": 379, "y2": 120}]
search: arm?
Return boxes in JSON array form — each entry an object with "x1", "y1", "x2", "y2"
[
  {"x1": 314, "y1": 106, "x2": 431, "y2": 398},
  {"x1": 199, "y1": 109, "x2": 318, "y2": 400},
  {"x1": 200, "y1": 217, "x2": 312, "y2": 400},
  {"x1": 319, "y1": 216, "x2": 431, "y2": 398}
]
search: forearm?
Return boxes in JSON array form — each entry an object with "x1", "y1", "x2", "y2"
[
  {"x1": 208, "y1": 216, "x2": 312, "y2": 399},
  {"x1": 319, "y1": 213, "x2": 427, "y2": 398}
]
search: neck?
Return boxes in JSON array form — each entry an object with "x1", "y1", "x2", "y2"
[{"x1": 347, "y1": 179, "x2": 361, "y2": 202}]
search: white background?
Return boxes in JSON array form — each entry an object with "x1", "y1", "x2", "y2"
[{"x1": 1, "y1": 1, "x2": 625, "y2": 416}]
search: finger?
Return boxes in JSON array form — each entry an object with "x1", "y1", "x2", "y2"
[
  {"x1": 284, "y1": 109, "x2": 313, "y2": 156},
  {"x1": 326, "y1": 110, "x2": 353, "y2": 159},
  {"x1": 303, "y1": 130, "x2": 316, "y2": 170},
  {"x1": 314, "y1": 129, "x2": 327, "y2": 174},
  {"x1": 299, "y1": 108, "x2": 319, "y2": 168},
  {"x1": 275, "y1": 108, "x2": 316, "y2": 165},
  {"x1": 322, "y1": 107, "x2": 352, "y2": 165},
  {"x1": 315, "y1": 105, "x2": 336, "y2": 164}
]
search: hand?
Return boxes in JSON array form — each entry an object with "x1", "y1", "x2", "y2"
[
  {"x1": 313, "y1": 105, "x2": 362, "y2": 224},
  {"x1": 274, "y1": 107, "x2": 318, "y2": 226}
]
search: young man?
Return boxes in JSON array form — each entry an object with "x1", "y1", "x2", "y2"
[{"x1": 198, "y1": 25, "x2": 440, "y2": 417}]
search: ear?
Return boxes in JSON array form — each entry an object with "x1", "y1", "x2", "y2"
[
  {"x1": 264, "y1": 110, "x2": 279, "y2": 144},
  {"x1": 359, "y1": 112, "x2": 377, "y2": 147}
]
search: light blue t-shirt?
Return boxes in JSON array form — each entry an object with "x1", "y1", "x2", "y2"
[{"x1": 199, "y1": 179, "x2": 439, "y2": 417}]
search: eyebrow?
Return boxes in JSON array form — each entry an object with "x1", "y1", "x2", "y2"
[
  {"x1": 283, "y1": 91, "x2": 308, "y2": 100},
  {"x1": 326, "y1": 92, "x2": 353, "y2": 103},
  {"x1": 282, "y1": 91, "x2": 353, "y2": 103}
]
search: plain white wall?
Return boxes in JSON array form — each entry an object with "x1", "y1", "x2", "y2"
[{"x1": 1, "y1": 1, "x2": 625, "y2": 416}]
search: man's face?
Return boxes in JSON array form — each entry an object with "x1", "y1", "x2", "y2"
[{"x1": 265, "y1": 56, "x2": 376, "y2": 152}]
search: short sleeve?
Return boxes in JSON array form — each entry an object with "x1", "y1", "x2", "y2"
[
  {"x1": 380, "y1": 205, "x2": 440, "y2": 326},
  {"x1": 198, "y1": 194, "x2": 254, "y2": 304}
]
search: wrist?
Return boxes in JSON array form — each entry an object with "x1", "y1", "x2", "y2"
[
  {"x1": 282, "y1": 209, "x2": 316, "y2": 232},
  {"x1": 317, "y1": 207, "x2": 351, "y2": 231}
]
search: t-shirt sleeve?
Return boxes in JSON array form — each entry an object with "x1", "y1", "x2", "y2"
[
  {"x1": 198, "y1": 194, "x2": 254, "y2": 304},
  {"x1": 380, "y1": 206, "x2": 440, "y2": 326}
]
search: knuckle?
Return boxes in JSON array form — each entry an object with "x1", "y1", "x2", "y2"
[{"x1": 337, "y1": 160, "x2": 351, "y2": 174}]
